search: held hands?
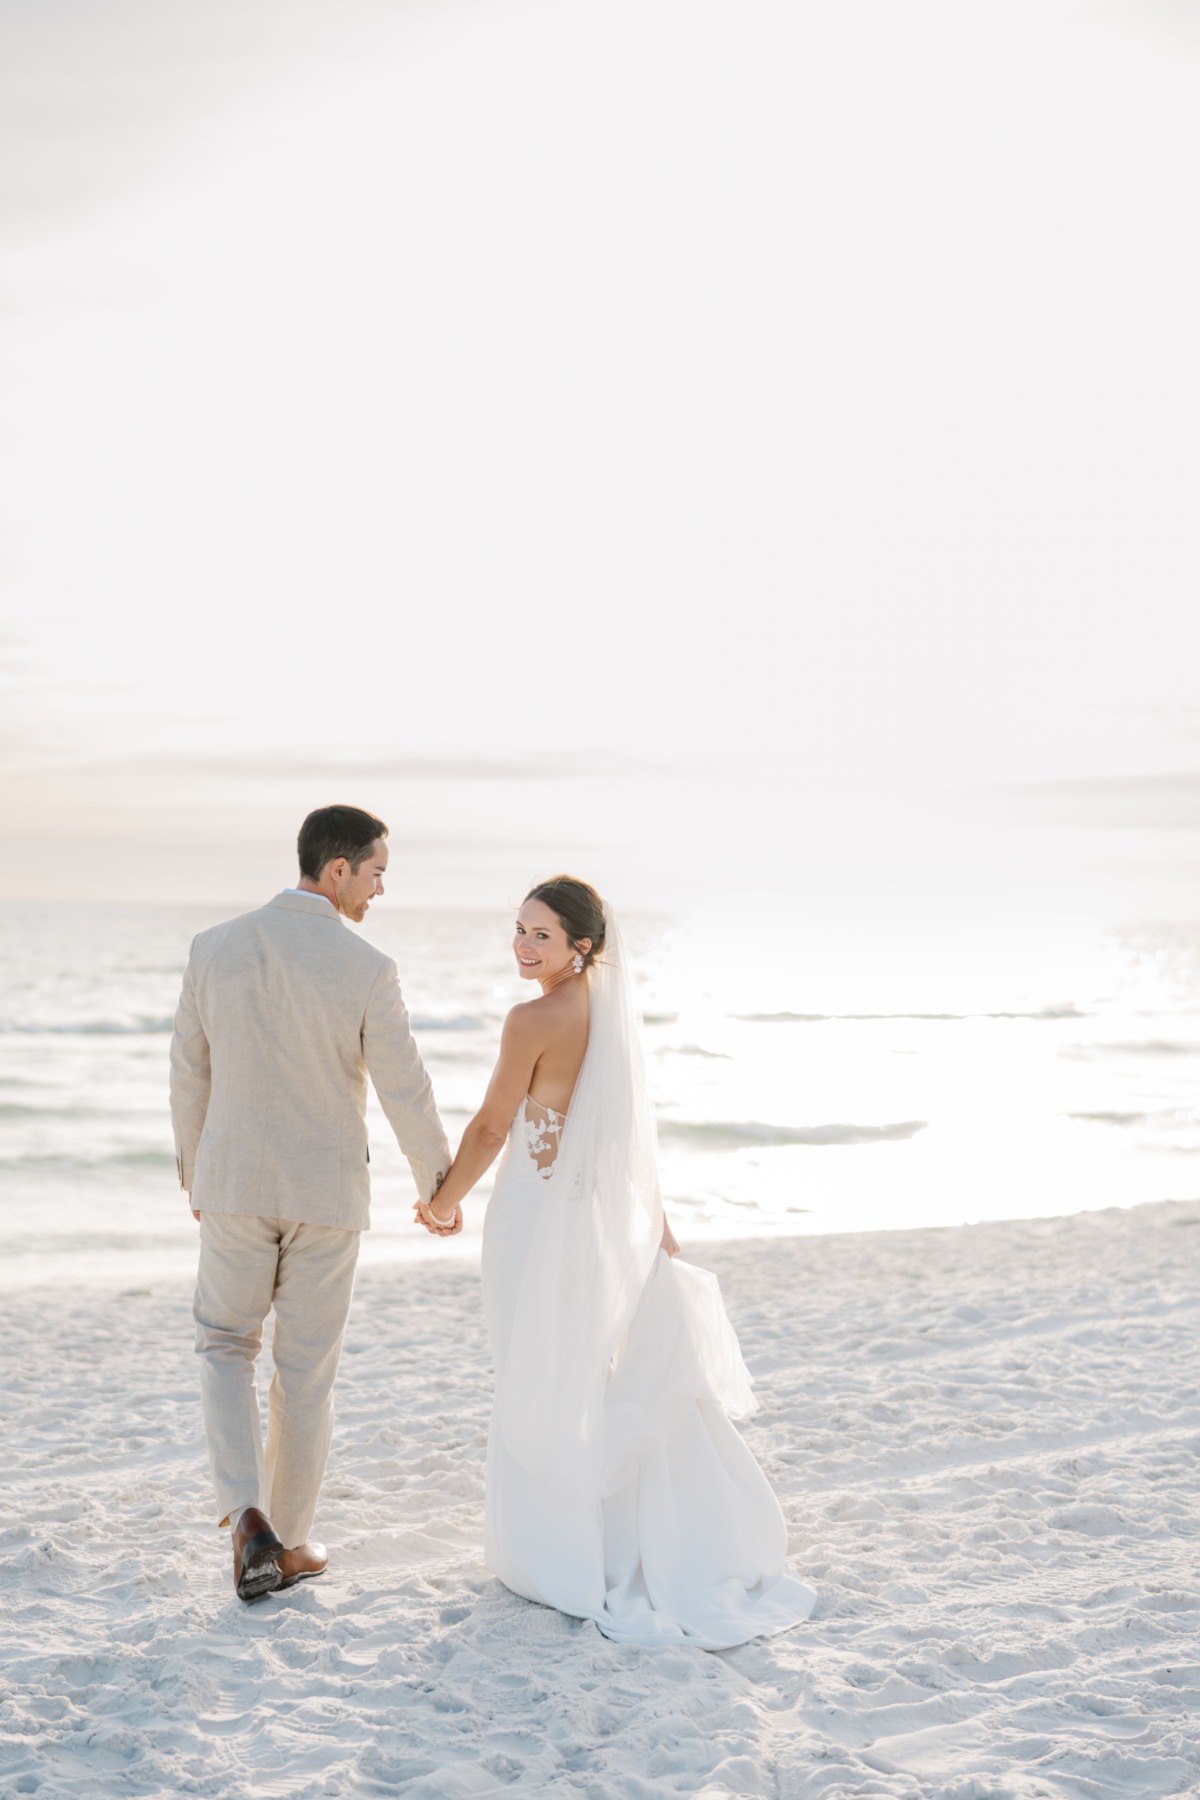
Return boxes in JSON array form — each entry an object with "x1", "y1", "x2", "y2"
[
  {"x1": 413, "y1": 1198, "x2": 462, "y2": 1236},
  {"x1": 413, "y1": 1173, "x2": 462, "y2": 1237}
]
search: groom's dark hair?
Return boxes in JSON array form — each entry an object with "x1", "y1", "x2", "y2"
[{"x1": 297, "y1": 805, "x2": 388, "y2": 879}]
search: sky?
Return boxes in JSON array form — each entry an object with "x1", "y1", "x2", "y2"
[{"x1": 2, "y1": 0, "x2": 1199, "y2": 915}]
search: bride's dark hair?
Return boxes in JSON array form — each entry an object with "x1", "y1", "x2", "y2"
[{"x1": 524, "y1": 875, "x2": 606, "y2": 970}]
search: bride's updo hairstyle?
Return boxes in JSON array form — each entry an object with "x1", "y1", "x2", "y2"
[{"x1": 524, "y1": 875, "x2": 606, "y2": 971}]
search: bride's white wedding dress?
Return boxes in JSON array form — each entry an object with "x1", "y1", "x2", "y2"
[{"x1": 480, "y1": 914, "x2": 816, "y2": 1650}]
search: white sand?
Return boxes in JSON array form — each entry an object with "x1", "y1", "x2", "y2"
[{"x1": 2, "y1": 1199, "x2": 1198, "y2": 1799}]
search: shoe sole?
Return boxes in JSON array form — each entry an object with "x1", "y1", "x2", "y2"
[
  {"x1": 278, "y1": 1566, "x2": 327, "y2": 1591},
  {"x1": 236, "y1": 1531, "x2": 284, "y2": 1603}
]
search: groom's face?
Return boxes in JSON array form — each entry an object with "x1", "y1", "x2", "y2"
[{"x1": 332, "y1": 838, "x2": 388, "y2": 921}]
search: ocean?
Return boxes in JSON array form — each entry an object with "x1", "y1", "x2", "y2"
[{"x1": 1, "y1": 897, "x2": 1198, "y2": 1289}]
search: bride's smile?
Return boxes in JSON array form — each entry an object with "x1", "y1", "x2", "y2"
[{"x1": 512, "y1": 899, "x2": 587, "y2": 989}]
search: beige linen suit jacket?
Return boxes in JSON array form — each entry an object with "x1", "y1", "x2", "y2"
[{"x1": 169, "y1": 892, "x2": 450, "y2": 1230}]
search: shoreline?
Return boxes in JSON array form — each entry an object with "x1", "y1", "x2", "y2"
[{"x1": 2, "y1": 1189, "x2": 1196, "y2": 1302}]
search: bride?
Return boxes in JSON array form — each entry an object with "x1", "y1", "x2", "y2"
[{"x1": 415, "y1": 875, "x2": 816, "y2": 1649}]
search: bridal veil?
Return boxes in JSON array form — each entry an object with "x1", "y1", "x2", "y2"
[{"x1": 495, "y1": 907, "x2": 759, "y2": 1503}]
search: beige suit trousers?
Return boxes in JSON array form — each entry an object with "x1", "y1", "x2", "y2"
[{"x1": 193, "y1": 1212, "x2": 360, "y2": 1548}]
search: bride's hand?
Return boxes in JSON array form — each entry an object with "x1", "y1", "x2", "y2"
[
  {"x1": 413, "y1": 1197, "x2": 462, "y2": 1236},
  {"x1": 660, "y1": 1217, "x2": 680, "y2": 1258},
  {"x1": 413, "y1": 1200, "x2": 451, "y2": 1234}
]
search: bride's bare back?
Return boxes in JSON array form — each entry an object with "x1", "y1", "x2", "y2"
[
  {"x1": 519, "y1": 981, "x2": 589, "y2": 1175},
  {"x1": 524, "y1": 981, "x2": 590, "y2": 1114}
]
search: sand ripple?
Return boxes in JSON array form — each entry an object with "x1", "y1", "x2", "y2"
[{"x1": 2, "y1": 1201, "x2": 1198, "y2": 1797}]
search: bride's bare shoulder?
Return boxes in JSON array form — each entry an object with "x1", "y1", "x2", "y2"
[
  {"x1": 503, "y1": 987, "x2": 576, "y2": 1039},
  {"x1": 501, "y1": 996, "x2": 551, "y2": 1040}
]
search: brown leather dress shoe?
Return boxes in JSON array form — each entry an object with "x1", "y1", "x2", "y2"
[
  {"x1": 232, "y1": 1506, "x2": 284, "y2": 1603},
  {"x1": 276, "y1": 1541, "x2": 328, "y2": 1590}
]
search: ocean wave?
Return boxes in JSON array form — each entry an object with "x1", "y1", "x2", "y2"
[
  {"x1": 736, "y1": 1006, "x2": 1086, "y2": 1024},
  {"x1": 1067, "y1": 1110, "x2": 1153, "y2": 1127},
  {"x1": 0, "y1": 1103, "x2": 129, "y2": 1121},
  {"x1": 0, "y1": 1149, "x2": 177, "y2": 1171},
  {"x1": 410, "y1": 1014, "x2": 488, "y2": 1032},
  {"x1": 657, "y1": 1118, "x2": 928, "y2": 1148},
  {"x1": 657, "y1": 1044, "x2": 731, "y2": 1060},
  {"x1": 0, "y1": 1018, "x2": 174, "y2": 1036},
  {"x1": 1068, "y1": 1107, "x2": 1200, "y2": 1131},
  {"x1": 1060, "y1": 1039, "x2": 1200, "y2": 1061}
]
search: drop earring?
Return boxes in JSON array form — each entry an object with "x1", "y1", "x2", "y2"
[{"x1": 572, "y1": 953, "x2": 584, "y2": 974}]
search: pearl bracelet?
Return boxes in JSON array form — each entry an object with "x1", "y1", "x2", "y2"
[{"x1": 421, "y1": 1198, "x2": 457, "y2": 1229}]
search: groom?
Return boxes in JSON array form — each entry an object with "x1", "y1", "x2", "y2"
[{"x1": 170, "y1": 804, "x2": 456, "y2": 1601}]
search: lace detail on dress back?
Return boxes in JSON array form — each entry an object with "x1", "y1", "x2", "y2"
[{"x1": 522, "y1": 1094, "x2": 566, "y2": 1178}]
